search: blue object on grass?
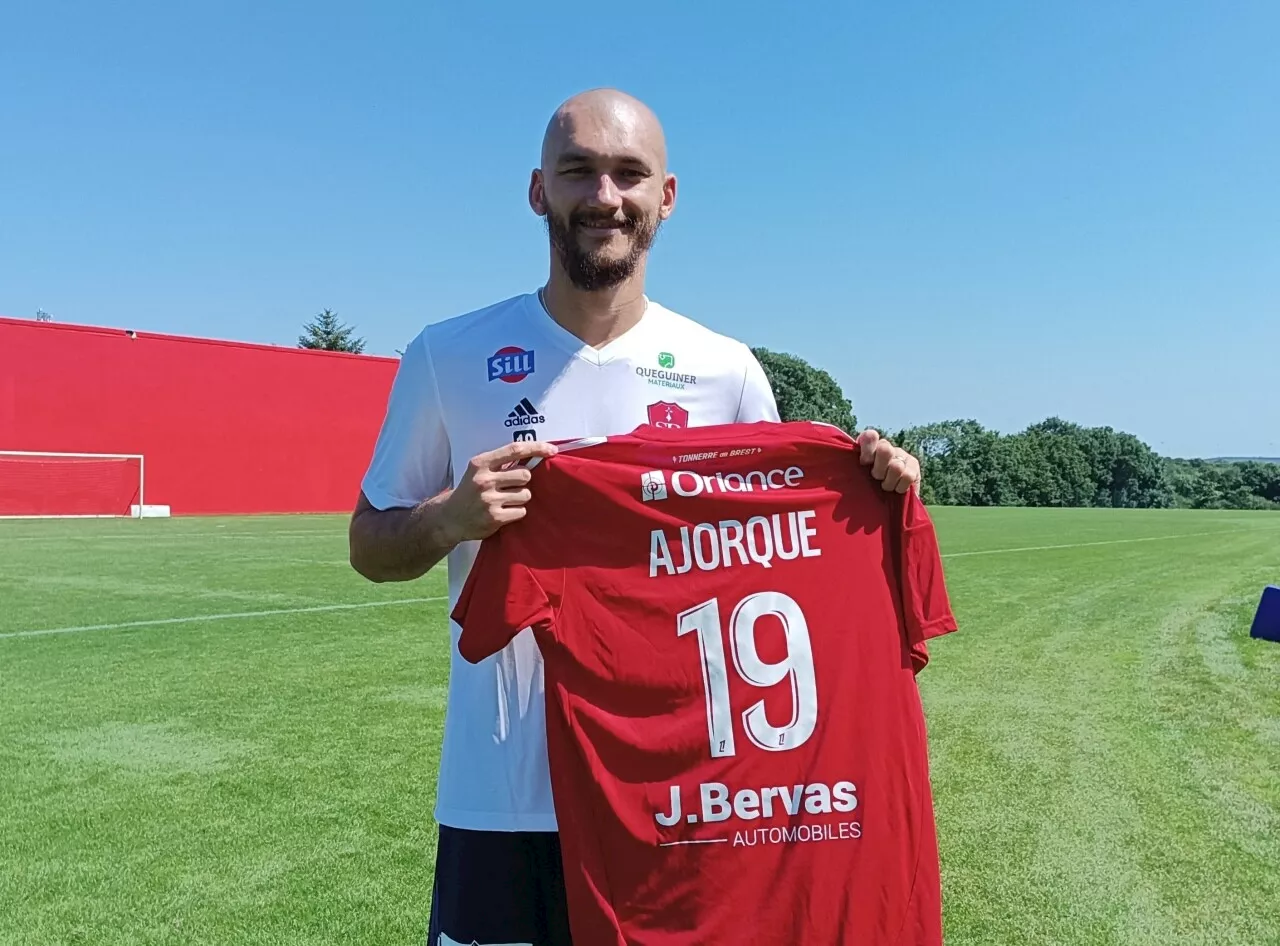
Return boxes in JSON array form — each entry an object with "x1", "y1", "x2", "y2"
[{"x1": 1249, "y1": 585, "x2": 1280, "y2": 643}]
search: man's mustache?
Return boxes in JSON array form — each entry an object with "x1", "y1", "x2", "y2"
[{"x1": 571, "y1": 213, "x2": 637, "y2": 231}]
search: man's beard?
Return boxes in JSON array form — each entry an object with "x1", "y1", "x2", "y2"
[{"x1": 545, "y1": 207, "x2": 662, "y2": 291}]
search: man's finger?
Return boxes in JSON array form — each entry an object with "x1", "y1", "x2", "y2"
[
  {"x1": 494, "y1": 505, "x2": 529, "y2": 525},
  {"x1": 857, "y1": 429, "x2": 880, "y2": 466},
  {"x1": 857, "y1": 429, "x2": 881, "y2": 465},
  {"x1": 487, "y1": 467, "x2": 534, "y2": 490},
  {"x1": 485, "y1": 487, "x2": 532, "y2": 507},
  {"x1": 475, "y1": 438, "x2": 559, "y2": 471},
  {"x1": 871, "y1": 439, "x2": 896, "y2": 480},
  {"x1": 898, "y1": 457, "x2": 920, "y2": 494},
  {"x1": 880, "y1": 458, "x2": 906, "y2": 492}
]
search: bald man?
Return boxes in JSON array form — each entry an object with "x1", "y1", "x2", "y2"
[{"x1": 349, "y1": 88, "x2": 921, "y2": 945}]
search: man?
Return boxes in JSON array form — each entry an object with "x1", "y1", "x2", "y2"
[{"x1": 349, "y1": 88, "x2": 921, "y2": 946}]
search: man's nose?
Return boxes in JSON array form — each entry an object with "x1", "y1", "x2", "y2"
[{"x1": 587, "y1": 174, "x2": 623, "y2": 209}]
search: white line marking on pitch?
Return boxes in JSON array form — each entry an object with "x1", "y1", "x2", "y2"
[
  {"x1": 5, "y1": 528, "x2": 1275, "y2": 639},
  {"x1": 1, "y1": 529, "x2": 340, "y2": 542},
  {"x1": 0, "y1": 597, "x2": 448, "y2": 641},
  {"x1": 942, "y1": 528, "x2": 1271, "y2": 559}
]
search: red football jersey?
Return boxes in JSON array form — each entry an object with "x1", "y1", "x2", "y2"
[{"x1": 452, "y1": 420, "x2": 958, "y2": 946}]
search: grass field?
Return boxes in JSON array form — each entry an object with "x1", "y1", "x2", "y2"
[{"x1": 2, "y1": 508, "x2": 1278, "y2": 946}]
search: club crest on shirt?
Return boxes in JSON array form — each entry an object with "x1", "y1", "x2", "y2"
[{"x1": 647, "y1": 401, "x2": 688, "y2": 429}]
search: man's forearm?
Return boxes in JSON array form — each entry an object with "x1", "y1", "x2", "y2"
[{"x1": 349, "y1": 490, "x2": 459, "y2": 583}]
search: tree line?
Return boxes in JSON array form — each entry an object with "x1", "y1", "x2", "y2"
[
  {"x1": 889, "y1": 418, "x2": 1279, "y2": 511},
  {"x1": 751, "y1": 348, "x2": 1279, "y2": 512}
]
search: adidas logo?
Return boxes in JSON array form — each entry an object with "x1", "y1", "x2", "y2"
[{"x1": 504, "y1": 398, "x2": 545, "y2": 428}]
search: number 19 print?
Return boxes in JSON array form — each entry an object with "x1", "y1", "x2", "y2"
[{"x1": 676, "y1": 591, "x2": 818, "y2": 759}]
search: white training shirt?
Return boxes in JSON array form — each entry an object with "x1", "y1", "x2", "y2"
[{"x1": 360, "y1": 290, "x2": 780, "y2": 833}]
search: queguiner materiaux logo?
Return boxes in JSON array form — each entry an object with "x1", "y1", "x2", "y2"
[{"x1": 638, "y1": 352, "x2": 695, "y2": 390}]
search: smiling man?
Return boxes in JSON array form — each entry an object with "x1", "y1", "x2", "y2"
[{"x1": 349, "y1": 88, "x2": 921, "y2": 946}]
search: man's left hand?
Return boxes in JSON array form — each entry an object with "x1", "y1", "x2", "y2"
[{"x1": 857, "y1": 429, "x2": 921, "y2": 494}]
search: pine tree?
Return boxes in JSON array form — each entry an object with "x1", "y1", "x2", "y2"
[{"x1": 298, "y1": 309, "x2": 366, "y2": 353}]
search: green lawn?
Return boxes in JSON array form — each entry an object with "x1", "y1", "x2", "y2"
[{"x1": 1, "y1": 509, "x2": 1278, "y2": 945}]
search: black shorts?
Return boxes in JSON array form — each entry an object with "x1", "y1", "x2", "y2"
[{"x1": 426, "y1": 824, "x2": 573, "y2": 946}]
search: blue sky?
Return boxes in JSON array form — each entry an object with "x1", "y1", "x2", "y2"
[{"x1": 2, "y1": 1, "x2": 1276, "y2": 459}]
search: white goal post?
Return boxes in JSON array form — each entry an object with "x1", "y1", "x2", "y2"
[{"x1": 0, "y1": 450, "x2": 168, "y2": 519}]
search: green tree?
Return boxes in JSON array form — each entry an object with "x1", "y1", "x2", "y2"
[
  {"x1": 1239, "y1": 461, "x2": 1280, "y2": 504},
  {"x1": 893, "y1": 419, "x2": 1010, "y2": 506},
  {"x1": 1015, "y1": 418, "x2": 1108, "y2": 507},
  {"x1": 895, "y1": 416, "x2": 1187, "y2": 510},
  {"x1": 298, "y1": 309, "x2": 366, "y2": 353},
  {"x1": 1095, "y1": 429, "x2": 1172, "y2": 508},
  {"x1": 1163, "y1": 458, "x2": 1278, "y2": 510},
  {"x1": 751, "y1": 347, "x2": 857, "y2": 433}
]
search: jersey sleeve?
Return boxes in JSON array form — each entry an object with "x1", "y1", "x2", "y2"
[
  {"x1": 359, "y1": 329, "x2": 453, "y2": 510},
  {"x1": 735, "y1": 345, "x2": 782, "y2": 422},
  {"x1": 451, "y1": 527, "x2": 557, "y2": 664},
  {"x1": 896, "y1": 489, "x2": 958, "y2": 673}
]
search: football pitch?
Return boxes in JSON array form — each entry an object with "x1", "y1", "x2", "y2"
[{"x1": 2, "y1": 508, "x2": 1277, "y2": 946}]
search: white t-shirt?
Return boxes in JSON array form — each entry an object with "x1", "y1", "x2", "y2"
[{"x1": 360, "y1": 290, "x2": 780, "y2": 832}]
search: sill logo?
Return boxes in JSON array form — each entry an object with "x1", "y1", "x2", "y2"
[
  {"x1": 488, "y1": 346, "x2": 535, "y2": 383},
  {"x1": 642, "y1": 466, "x2": 805, "y2": 501}
]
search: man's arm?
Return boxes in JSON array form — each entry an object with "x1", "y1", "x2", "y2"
[
  {"x1": 348, "y1": 489, "x2": 458, "y2": 583},
  {"x1": 349, "y1": 439, "x2": 559, "y2": 583}
]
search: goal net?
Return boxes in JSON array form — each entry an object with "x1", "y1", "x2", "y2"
[{"x1": 0, "y1": 451, "x2": 145, "y2": 518}]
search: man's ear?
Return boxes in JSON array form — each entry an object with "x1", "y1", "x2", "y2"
[
  {"x1": 660, "y1": 172, "x2": 677, "y2": 220},
  {"x1": 529, "y1": 169, "x2": 548, "y2": 216}
]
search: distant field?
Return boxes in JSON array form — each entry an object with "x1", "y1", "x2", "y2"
[{"x1": 2, "y1": 509, "x2": 1278, "y2": 946}]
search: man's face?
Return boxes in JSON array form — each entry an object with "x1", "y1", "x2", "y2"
[{"x1": 532, "y1": 105, "x2": 676, "y2": 291}]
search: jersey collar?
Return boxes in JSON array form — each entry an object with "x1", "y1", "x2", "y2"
[{"x1": 523, "y1": 290, "x2": 655, "y2": 367}]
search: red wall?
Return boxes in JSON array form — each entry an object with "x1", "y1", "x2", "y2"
[{"x1": 0, "y1": 316, "x2": 399, "y2": 515}]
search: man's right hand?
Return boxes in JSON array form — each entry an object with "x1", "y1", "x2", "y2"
[
  {"x1": 440, "y1": 439, "x2": 560, "y2": 544},
  {"x1": 348, "y1": 438, "x2": 558, "y2": 583}
]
